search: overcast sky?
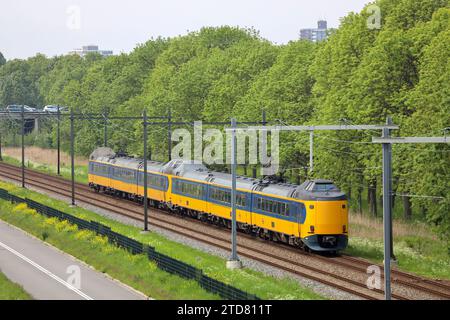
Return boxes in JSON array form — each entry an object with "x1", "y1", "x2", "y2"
[{"x1": 1, "y1": 0, "x2": 370, "y2": 60}]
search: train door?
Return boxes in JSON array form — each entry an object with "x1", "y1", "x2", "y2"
[{"x1": 293, "y1": 202, "x2": 306, "y2": 237}]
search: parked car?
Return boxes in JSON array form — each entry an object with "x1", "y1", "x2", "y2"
[
  {"x1": 6, "y1": 105, "x2": 36, "y2": 112},
  {"x1": 43, "y1": 105, "x2": 67, "y2": 113}
]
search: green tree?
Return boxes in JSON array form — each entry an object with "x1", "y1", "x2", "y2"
[{"x1": 0, "y1": 52, "x2": 6, "y2": 66}]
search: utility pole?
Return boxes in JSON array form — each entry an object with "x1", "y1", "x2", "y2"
[
  {"x1": 143, "y1": 110, "x2": 149, "y2": 232},
  {"x1": 309, "y1": 130, "x2": 314, "y2": 173},
  {"x1": 386, "y1": 117, "x2": 396, "y2": 264},
  {"x1": 70, "y1": 109, "x2": 75, "y2": 206},
  {"x1": 0, "y1": 131, "x2": 3, "y2": 161},
  {"x1": 21, "y1": 105, "x2": 25, "y2": 188},
  {"x1": 103, "y1": 108, "x2": 108, "y2": 147},
  {"x1": 373, "y1": 133, "x2": 449, "y2": 300},
  {"x1": 226, "y1": 118, "x2": 242, "y2": 270},
  {"x1": 167, "y1": 108, "x2": 172, "y2": 161},
  {"x1": 57, "y1": 106, "x2": 61, "y2": 175},
  {"x1": 381, "y1": 118, "x2": 392, "y2": 300},
  {"x1": 228, "y1": 122, "x2": 399, "y2": 271}
]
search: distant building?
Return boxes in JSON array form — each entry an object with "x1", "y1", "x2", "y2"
[
  {"x1": 69, "y1": 45, "x2": 113, "y2": 57},
  {"x1": 300, "y1": 20, "x2": 329, "y2": 42}
]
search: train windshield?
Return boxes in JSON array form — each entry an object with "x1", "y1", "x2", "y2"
[{"x1": 312, "y1": 183, "x2": 339, "y2": 192}]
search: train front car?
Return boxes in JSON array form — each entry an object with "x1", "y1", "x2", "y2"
[{"x1": 296, "y1": 180, "x2": 348, "y2": 252}]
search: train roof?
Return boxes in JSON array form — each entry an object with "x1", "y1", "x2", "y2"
[
  {"x1": 90, "y1": 147, "x2": 164, "y2": 172},
  {"x1": 208, "y1": 171, "x2": 259, "y2": 191},
  {"x1": 294, "y1": 180, "x2": 347, "y2": 201},
  {"x1": 90, "y1": 148, "x2": 347, "y2": 201},
  {"x1": 256, "y1": 182, "x2": 298, "y2": 198}
]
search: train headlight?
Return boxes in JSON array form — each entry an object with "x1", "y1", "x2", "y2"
[
  {"x1": 343, "y1": 225, "x2": 347, "y2": 233},
  {"x1": 309, "y1": 225, "x2": 315, "y2": 233}
]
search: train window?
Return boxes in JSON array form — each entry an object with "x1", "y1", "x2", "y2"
[
  {"x1": 312, "y1": 183, "x2": 339, "y2": 192},
  {"x1": 114, "y1": 168, "x2": 135, "y2": 181},
  {"x1": 209, "y1": 187, "x2": 247, "y2": 207},
  {"x1": 148, "y1": 174, "x2": 165, "y2": 188},
  {"x1": 92, "y1": 163, "x2": 109, "y2": 175},
  {"x1": 138, "y1": 172, "x2": 166, "y2": 189},
  {"x1": 236, "y1": 193, "x2": 246, "y2": 207},
  {"x1": 257, "y1": 197, "x2": 291, "y2": 217},
  {"x1": 174, "y1": 180, "x2": 203, "y2": 198}
]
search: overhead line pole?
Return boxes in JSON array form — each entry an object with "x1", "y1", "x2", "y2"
[
  {"x1": 373, "y1": 132, "x2": 449, "y2": 300},
  {"x1": 57, "y1": 106, "x2": 61, "y2": 175},
  {"x1": 103, "y1": 108, "x2": 108, "y2": 148},
  {"x1": 381, "y1": 118, "x2": 392, "y2": 300},
  {"x1": 229, "y1": 120, "x2": 400, "y2": 279},
  {"x1": 70, "y1": 109, "x2": 75, "y2": 206},
  {"x1": 227, "y1": 118, "x2": 241, "y2": 269},
  {"x1": 309, "y1": 130, "x2": 314, "y2": 174},
  {"x1": 143, "y1": 110, "x2": 149, "y2": 232},
  {"x1": 21, "y1": 105, "x2": 25, "y2": 188},
  {"x1": 168, "y1": 108, "x2": 172, "y2": 161}
]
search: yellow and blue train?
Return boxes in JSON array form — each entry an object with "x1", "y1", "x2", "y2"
[{"x1": 88, "y1": 147, "x2": 348, "y2": 252}]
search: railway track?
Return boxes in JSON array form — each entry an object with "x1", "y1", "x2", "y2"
[{"x1": 0, "y1": 161, "x2": 449, "y2": 300}]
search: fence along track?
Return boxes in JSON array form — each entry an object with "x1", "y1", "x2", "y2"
[
  {"x1": 0, "y1": 162, "x2": 448, "y2": 300},
  {"x1": 0, "y1": 188, "x2": 258, "y2": 300}
]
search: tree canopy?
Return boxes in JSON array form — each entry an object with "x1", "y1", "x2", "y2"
[{"x1": 0, "y1": 1, "x2": 448, "y2": 242}]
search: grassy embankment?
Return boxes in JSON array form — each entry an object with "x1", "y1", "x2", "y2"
[
  {"x1": 0, "y1": 180, "x2": 323, "y2": 300},
  {"x1": 2, "y1": 147, "x2": 88, "y2": 184},
  {"x1": 2, "y1": 147, "x2": 448, "y2": 280},
  {"x1": 345, "y1": 213, "x2": 449, "y2": 279},
  {"x1": 0, "y1": 271, "x2": 32, "y2": 300}
]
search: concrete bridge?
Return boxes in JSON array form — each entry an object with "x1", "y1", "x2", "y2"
[{"x1": 0, "y1": 111, "x2": 57, "y2": 133}]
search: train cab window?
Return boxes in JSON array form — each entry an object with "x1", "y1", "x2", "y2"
[{"x1": 312, "y1": 183, "x2": 339, "y2": 192}]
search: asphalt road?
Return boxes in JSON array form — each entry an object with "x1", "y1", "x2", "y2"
[{"x1": 0, "y1": 220, "x2": 147, "y2": 300}]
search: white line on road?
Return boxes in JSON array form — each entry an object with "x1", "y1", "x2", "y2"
[{"x1": 0, "y1": 240, "x2": 93, "y2": 300}]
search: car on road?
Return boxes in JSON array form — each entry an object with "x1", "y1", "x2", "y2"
[
  {"x1": 6, "y1": 105, "x2": 36, "y2": 112},
  {"x1": 43, "y1": 105, "x2": 67, "y2": 113}
]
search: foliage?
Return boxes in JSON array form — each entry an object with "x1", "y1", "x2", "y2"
[
  {"x1": 0, "y1": 3, "x2": 449, "y2": 243},
  {"x1": 0, "y1": 271, "x2": 32, "y2": 300},
  {"x1": 0, "y1": 52, "x2": 5, "y2": 66}
]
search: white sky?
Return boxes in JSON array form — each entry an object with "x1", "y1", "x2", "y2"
[{"x1": 0, "y1": 0, "x2": 370, "y2": 60}]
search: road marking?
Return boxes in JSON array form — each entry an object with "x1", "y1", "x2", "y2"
[{"x1": 0, "y1": 240, "x2": 93, "y2": 300}]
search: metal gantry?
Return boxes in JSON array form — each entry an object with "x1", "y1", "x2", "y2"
[
  {"x1": 230, "y1": 119, "x2": 400, "y2": 280},
  {"x1": 0, "y1": 108, "x2": 167, "y2": 231},
  {"x1": 5, "y1": 106, "x2": 446, "y2": 296},
  {"x1": 372, "y1": 131, "x2": 449, "y2": 300}
]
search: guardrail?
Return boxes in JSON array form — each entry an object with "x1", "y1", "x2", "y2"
[{"x1": 0, "y1": 188, "x2": 259, "y2": 300}]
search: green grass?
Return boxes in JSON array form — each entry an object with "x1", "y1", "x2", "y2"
[
  {"x1": 0, "y1": 200, "x2": 219, "y2": 300},
  {"x1": 344, "y1": 213, "x2": 450, "y2": 280},
  {"x1": 0, "y1": 271, "x2": 32, "y2": 300},
  {"x1": 0, "y1": 180, "x2": 323, "y2": 300},
  {"x1": 2, "y1": 155, "x2": 88, "y2": 184}
]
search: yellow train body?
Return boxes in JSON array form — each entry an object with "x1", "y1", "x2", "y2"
[{"x1": 88, "y1": 159, "x2": 348, "y2": 251}]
